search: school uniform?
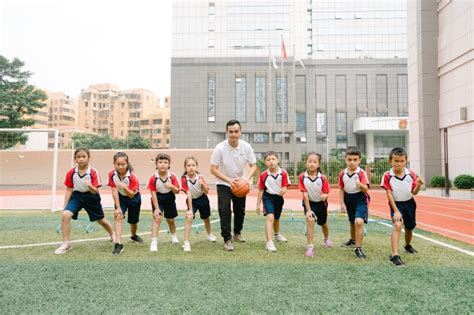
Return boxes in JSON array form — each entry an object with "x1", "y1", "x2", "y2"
[
  {"x1": 181, "y1": 174, "x2": 211, "y2": 220},
  {"x1": 380, "y1": 168, "x2": 418, "y2": 230},
  {"x1": 338, "y1": 167, "x2": 370, "y2": 224},
  {"x1": 108, "y1": 169, "x2": 141, "y2": 224},
  {"x1": 64, "y1": 165, "x2": 104, "y2": 222},
  {"x1": 299, "y1": 171, "x2": 330, "y2": 225},
  {"x1": 258, "y1": 168, "x2": 290, "y2": 220},
  {"x1": 147, "y1": 171, "x2": 179, "y2": 219}
]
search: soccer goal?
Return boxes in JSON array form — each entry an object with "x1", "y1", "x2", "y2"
[{"x1": 0, "y1": 128, "x2": 73, "y2": 212}]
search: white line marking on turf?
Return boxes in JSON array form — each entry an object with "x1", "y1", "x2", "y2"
[
  {"x1": 0, "y1": 219, "x2": 220, "y2": 250},
  {"x1": 369, "y1": 219, "x2": 474, "y2": 257}
]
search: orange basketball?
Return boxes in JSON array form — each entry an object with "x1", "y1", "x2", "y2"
[{"x1": 231, "y1": 179, "x2": 250, "y2": 197}]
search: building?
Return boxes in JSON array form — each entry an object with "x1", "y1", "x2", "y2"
[
  {"x1": 46, "y1": 91, "x2": 78, "y2": 128},
  {"x1": 77, "y1": 83, "x2": 170, "y2": 148},
  {"x1": 171, "y1": 0, "x2": 408, "y2": 162},
  {"x1": 408, "y1": 0, "x2": 473, "y2": 180}
]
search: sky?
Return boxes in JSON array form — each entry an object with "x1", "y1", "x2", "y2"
[{"x1": 0, "y1": 0, "x2": 171, "y2": 101}]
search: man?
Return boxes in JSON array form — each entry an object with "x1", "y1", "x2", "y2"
[{"x1": 210, "y1": 119, "x2": 257, "y2": 251}]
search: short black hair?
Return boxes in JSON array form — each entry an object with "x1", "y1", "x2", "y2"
[
  {"x1": 263, "y1": 150, "x2": 278, "y2": 160},
  {"x1": 346, "y1": 146, "x2": 361, "y2": 158},
  {"x1": 74, "y1": 147, "x2": 90, "y2": 158},
  {"x1": 226, "y1": 119, "x2": 241, "y2": 130},
  {"x1": 389, "y1": 147, "x2": 407, "y2": 160}
]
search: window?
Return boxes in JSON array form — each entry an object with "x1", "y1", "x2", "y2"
[
  {"x1": 153, "y1": 119, "x2": 162, "y2": 125},
  {"x1": 336, "y1": 112, "x2": 347, "y2": 134},
  {"x1": 253, "y1": 133, "x2": 269, "y2": 143},
  {"x1": 316, "y1": 112, "x2": 327, "y2": 134},
  {"x1": 274, "y1": 133, "x2": 290, "y2": 143},
  {"x1": 376, "y1": 74, "x2": 388, "y2": 113},
  {"x1": 276, "y1": 76, "x2": 288, "y2": 123},
  {"x1": 208, "y1": 77, "x2": 216, "y2": 122},
  {"x1": 241, "y1": 133, "x2": 250, "y2": 142},
  {"x1": 255, "y1": 76, "x2": 266, "y2": 122},
  {"x1": 235, "y1": 77, "x2": 246, "y2": 122}
]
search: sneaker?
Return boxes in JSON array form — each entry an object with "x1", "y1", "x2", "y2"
[
  {"x1": 355, "y1": 247, "x2": 367, "y2": 260},
  {"x1": 323, "y1": 239, "x2": 334, "y2": 248},
  {"x1": 232, "y1": 234, "x2": 246, "y2": 242},
  {"x1": 130, "y1": 235, "x2": 144, "y2": 243},
  {"x1": 54, "y1": 243, "x2": 71, "y2": 255},
  {"x1": 150, "y1": 241, "x2": 158, "y2": 252},
  {"x1": 266, "y1": 240, "x2": 277, "y2": 252},
  {"x1": 206, "y1": 234, "x2": 217, "y2": 242},
  {"x1": 404, "y1": 244, "x2": 418, "y2": 254},
  {"x1": 389, "y1": 255, "x2": 406, "y2": 267},
  {"x1": 224, "y1": 240, "x2": 234, "y2": 251},
  {"x1": 305, "y1": 246, "x2": 315, "y2": 258},
  {"x1": 274, "y1": 233, "x2": 288, "y2": 242},
  {"x1": 171, "y1": 234, "x2": 179, "y2": 244},
  {"x1": 340, "y1": 239, "x2": 356, "y2": 248},
  {"x1": 182, "y1": 241, "x2": 191, "y2": 252},
  {"x1": 113, "y1": 243, "x2": 124, "y2": 255}
]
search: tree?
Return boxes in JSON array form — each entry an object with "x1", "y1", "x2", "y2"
[
  {"x1": 125, "y1": 133, "x2": 151, "y2": 149},
  {"x1": 72, "y1": 133, "x2": 151, "y2": 149},
  {"x1": 0, "y1": 55, "x2": 47, "y2": 149}
]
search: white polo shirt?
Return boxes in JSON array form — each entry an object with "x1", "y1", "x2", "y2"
[{"x1": 210, "y1": 139, "x2": 257, "y2": 187}]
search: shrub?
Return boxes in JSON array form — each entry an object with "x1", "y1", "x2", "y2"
[
  {"x1": 453, "y1": 174, "x2": 474, "y2": 189},
  {"x1": 430, "y1": 176, "x2": 447, "y2": 188}
]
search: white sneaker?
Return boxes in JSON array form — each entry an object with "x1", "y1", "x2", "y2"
[
  {"x1": 224, "y1": 240, "x2": 234, "y2": 251},
  {"x1": 206, "y1": 234, "x2": 217, "y2": 242},
  {"x1": 150, "y1": 241, "x2": 158, "y2": 252},
  {"x1": 171, "y1": 234, "x2": 179, "y2": 244},
  {"x1": 182, "y1": 241, "x2": 191, "y2": 252},
  {"x1": 232, "y1": 234, "x2": 246, "y2": 242},
  {"x1": 54, "y1": 243, "x2": 71, "y2": 255},
  {"x1": 266, "y1": 240, "x2": 277, "y2": 252},
  {"x1": 274, "y1": 233, "x2": 288, "y2": 242}
]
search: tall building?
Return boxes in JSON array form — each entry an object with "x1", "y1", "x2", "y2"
[
  {"x1": 408, "y1": 0, "x2": 473, "y2": 180},
  {"x1": 77, "y1": 84, "x2": 168, "y2": 143},
  {"x1": 46, "y1": 91, "x2": 78, "y2": 128},
  {"x1": 139, "y1": 108, "x2": 171, "y2": 149},
  {"x1": 171, "y1": 0, "x2": 409, "y2": 161}
]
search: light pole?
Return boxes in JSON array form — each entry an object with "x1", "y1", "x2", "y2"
[{"x1": 323, "y1": 136, "x2": 329, "y2": 163}]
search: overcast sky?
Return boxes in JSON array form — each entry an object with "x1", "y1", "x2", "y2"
[{"x1": 0, "y1": 0, "x2": 171, "y2": 101}]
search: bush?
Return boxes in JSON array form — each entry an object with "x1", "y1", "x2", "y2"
[
  {"x1": 453, "y1": 174, "x2": 474, "y2": 189},
  {"x1": 430, "y1": 176, "x2": 447, "y2": 188}
]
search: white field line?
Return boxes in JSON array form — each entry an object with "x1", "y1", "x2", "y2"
[
  {"x1": 369, "y1": 219, "x2": 474, "y2": 257},
  {"x1": 0, "y1": 219, "x2": 220, "y2": 250}
]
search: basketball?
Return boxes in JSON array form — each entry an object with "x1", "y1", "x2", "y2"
[{"x1": 231, "y1": 179, "x2": 250, "y2": 197}]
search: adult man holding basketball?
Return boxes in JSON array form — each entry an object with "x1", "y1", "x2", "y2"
[{"x1": 210, "y1": 119, "x2": 257, "y2": 251}]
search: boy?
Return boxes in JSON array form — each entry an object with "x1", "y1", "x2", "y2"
[
  {"x1": 381, "y1": 147, "x2": 424, "y2": 267},
  {"x1": 338, "y1": 146, "x2": 370, "y2": 260},
  {"x1": 256, "y1": 151, "x2": 290, "y2": 252}
]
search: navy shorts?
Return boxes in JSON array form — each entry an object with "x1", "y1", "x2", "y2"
[
  {"x1": 303, "y1": 200, "x2": 328, "y2": 225},
  {"x1": 151, "y1": 191, "x2": 178, "y2": 219},
  {"x1": 390, "y1": 198, "x2": 417, "y2": 230},
  {"x1": 190, "y1": 194, "x2": 211, "y2": 220},
  {"x1": 344, "y1": 192, "x2": 369, "y2": 224},
  {"x1": 118, "y1": 193, "x2": 141, "y2": 224},
  {"x1": 65, "y1": 191, "x2": 104, "y2": 222},
  {"x1": 262, "y1": 192, "x2": 284, "y2": 220}
]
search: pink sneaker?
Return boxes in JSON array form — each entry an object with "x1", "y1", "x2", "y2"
[
  {"x1": 305, "y1": 246, "x2": 314, "y2": 258},
  {"x1": 323, "y1": 239, "x2": 334, "y2": 248}
]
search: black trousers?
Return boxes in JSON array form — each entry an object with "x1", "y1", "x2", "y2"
[{"x1": 216, "y1": 185, "x2": 246, "y2": 242}]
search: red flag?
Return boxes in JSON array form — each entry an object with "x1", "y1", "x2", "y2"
[{"x1": 281, "y1": 37, "x2": 287, "y2": 60}]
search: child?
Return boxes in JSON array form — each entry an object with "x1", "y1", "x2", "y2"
[
  {"x1": 147, "y1": 153, "x2": 181, "y2": 252},
  {"x1": 108, "y1": 152, "x2": 143, "y2": 256},
  {"x1": 298, "y1": 152, "x2": 333, "y2": 258},
  {"x1": 54, "y1": 148, "x2": 114, "y2": 254},
  {"x1": 181, "y1": 157, "x2": 217, "y2": 252},
  {"x1": 256, "y1": 151, "x2": 290, "y2": 252},
  {"x1": 381, "y1": 147, "x2": 424, "y2": 267},
  {"x1": 338, "y1": 146, "x2": 370, "y2": 260}
]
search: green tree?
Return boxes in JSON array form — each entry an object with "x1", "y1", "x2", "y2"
[
  {"x1": 72, "y1": 133, "x2": 151, "y2": 149},
  {"x1": 125, "y1": 133, "x2": 151, "y2": 149},
  {"x1": 0, "y1": 55, "x2": 47, "y2": 148}
]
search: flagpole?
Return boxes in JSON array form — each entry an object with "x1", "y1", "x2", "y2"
[
  {"x1": 268, "y1": 44, "x2": 273, "y2": 151},
  {"x1": 280, "y1": 34, "x2": 286, "y2": 163},
  {"x1": 292, "y1": 43, "x2": 296, "y2": 164}
]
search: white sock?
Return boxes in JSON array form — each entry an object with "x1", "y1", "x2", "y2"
[
  {"x1": 308, "y1": 244, "x2": 314, "y2": 248},
  {"x1": 151, "y1": 237, "x2": 157, "y2": 243}
]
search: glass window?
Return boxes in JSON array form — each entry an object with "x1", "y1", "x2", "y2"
[
  {"x1": 376, "y1": 74, "x2": 388, "y2": 112},
  {"x1": 316, "y1": 112, "x2": 327, "y2": 134},
  {"x1": 235, "y1": 77, "x2": 246, "y2": 122},
  {"x1": 274, "y1": 133, "x2": 290, "y2": 143},
  {"x1": 255, "y1": 76, "x2": 266, "y2": 123},
  {"x1": 336, "y1": 112, "x2": 347, "y2": 134},
  {"x1": 276, "y1": 76, "x2": 288, "y2": 123},
  {"x1": 241, "y1": 133, "x2": 250, "y2": 142},
  {"x1": 208, "y1": 77, "x2": 216, "y2": 122},
  {"x1": 253, "y1": 133, "x2": 269, "y2": 143}
]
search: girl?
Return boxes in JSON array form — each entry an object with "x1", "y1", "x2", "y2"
[
  {"x1": 108, "y1": 152, "x2": 143, "y2": 256},
  {"x1": 256, "y1": 151, "x2": 290, "y2": 252},
  {"x1": 147, "y1": 153, "x2": 180, "y2": 252},
  {"x1": 54, "y1": 148, "x2": 114, "y2": 255},
  {"x1": 298, "y1": 152, "x2": 333, "y2": 258},
  {"x1": 181, "y1": 157, "x2": 217, "y2": 252}
]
